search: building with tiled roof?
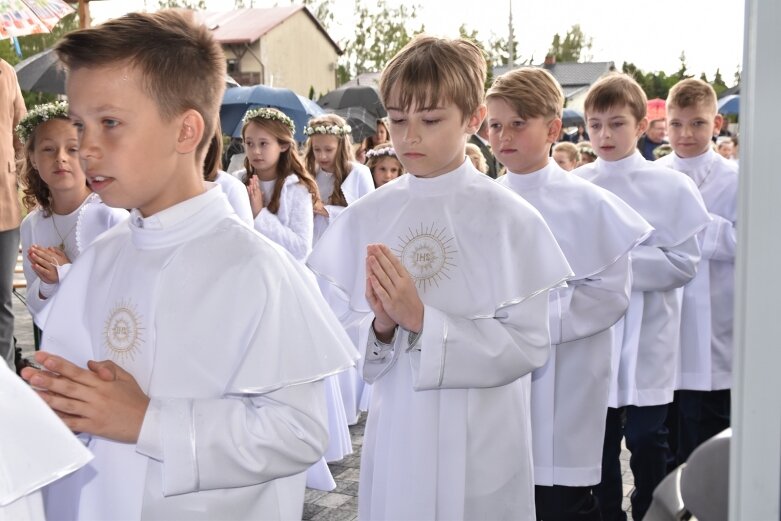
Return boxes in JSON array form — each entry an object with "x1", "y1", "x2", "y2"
[{"x1": 200, "y1": 6, "x2": 342, "y2": 97}]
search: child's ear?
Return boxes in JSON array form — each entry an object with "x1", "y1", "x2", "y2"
[
  {"x1": 280, "y1": 143, "x2": 290, "y2": 153},
  {"x1": 637, "y1": 116, "x2": 649, "y2": 136},
  {"x1": 713, "y1": 113, "x2": 724, "y2": 136},
  {"x1": 466, "y1": 104, "x2": 487, "y2": 135},
  {"x1": 547, "y1": 117, "x2": 563, "y2": 144},
  {"x1": 176, "y1": 110, "x2": 205, "y2": 154}
]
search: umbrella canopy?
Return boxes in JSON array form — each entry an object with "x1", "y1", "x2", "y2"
[
  {"x1": 562, "y1": 107, "x2": 584, "y2": 127},
  {"x1": 717, "y1": 94, "x2": 739, "y2": 116},
  {"x1": 647, "y1": 98, "x2": 666, "y2": 122},
  {"x1": 221, "y1": 84, "x2": 316, "y2": 142},
  {"x1": 16, "y1": 48, "x2": 241, "y2": 95},
  {"x1": 318, "y1": 84, "x2": 387, "y2": 119},
  {"x1": 296, "y1": 94, "x2": 325, "y2": 119},
  {"x1": 331, "y1": 107, "x2": 377, "y2": 143},
  {"x1": 0, "y1": 0, "x2": 73, "y2": 39}
]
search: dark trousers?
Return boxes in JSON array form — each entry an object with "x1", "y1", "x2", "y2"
[
  {"x1": 0, "y1": 227, "x2": 19, "y2": 371},
  {"x1": 535, "y1": 485, "x2": 601, "y2": 521},
  {"x1": 596, "y1": 404, "x2": 670, "y2": 521},
  {"x1": 676, "y1": 389, "x2": 731, "y2": 464}
]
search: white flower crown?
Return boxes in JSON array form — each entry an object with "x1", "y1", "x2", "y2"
[
  {"x1": 243, "y1": 107, "x2": 295, "y2": 134},
  {"x1": 304, "y1": 123, "x2": 352, "y2": 137},
  {"x1": 365, "y1": 146, "x2": 396, "y2": 159},
  {"x1": 16, "y1": 101, "x2": 70, "y2": 144}
]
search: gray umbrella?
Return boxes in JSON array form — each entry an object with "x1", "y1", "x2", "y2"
[
  {"x1": 15, "y1": 48, "x2": 241, "y2": 95},
  {"x1": 15, "y1": 48, "x2": 66, "y2": 95}
]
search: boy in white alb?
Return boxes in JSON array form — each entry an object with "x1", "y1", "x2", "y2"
[
  {"x1": 486, "y1": 68, "x2": 653, "y2": 521},
  {"x1": 656, "y1": 78, "x2": 738, "y2": 464},
  {"x1": 21, "y1": 11, "x2": 357, "y2": 520},
  {"x1": 308, "y1": 36, "x2": 573, "y2": 521},
  {"x1": 573, "y1": 74, "x2": 711, "y2": 521}
]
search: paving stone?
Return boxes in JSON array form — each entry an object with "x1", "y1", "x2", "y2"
[
  {"x1": 333, "y1": 480, "x2": 360, "y2": 496},
  {"x1": 314, "y1": 492, "x2": 353, "y2": 508},
  {"x1": 305, "y1": 489, "x2": 328, "y2": 503},
  {"x1": 310, "y1": 507, "x2": 357, "y2": 521},
  {"x1": 302, "y1": 502, "x2": 326, "y2": 520}
]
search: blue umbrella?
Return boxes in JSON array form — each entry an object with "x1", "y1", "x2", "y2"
[
  {"x1": 296, "y1": 94, "x2": 326, "y2": 119},
  {"x1": 220, "y1": 85, "x2": 311, "y2": 141},
  {"x1": 717, "y1": 94, "x2": 739, "y2": 116}
]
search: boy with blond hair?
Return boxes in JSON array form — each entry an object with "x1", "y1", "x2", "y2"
[
  {"x1": 486, "y1": 67, "x2": 651, "y2": 521},
  {"x1": 308, "y1": 36, "x2": 573, "y2": 520},
  {"x1": 657, "y1": 78, "x2": 738, "y2": 464},
  {"x1": 20, "y1": 10, "x2": 356, "y2": 520},
  {"x1": 573, "y1": 73, "x2": 710, "y2": 521}
]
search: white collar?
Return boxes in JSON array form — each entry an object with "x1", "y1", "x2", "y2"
[
  {"x1": 504, "y1": 161, "x2": 553, "y2": 191},
  {"x1": 595, "y1": 150, "x2": 648, "y2": 176},
  {"x1": 407, "y1": 158, "x2": 473, "y2": 198}
]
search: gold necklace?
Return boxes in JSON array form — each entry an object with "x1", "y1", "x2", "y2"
[{"x1": 51, "y1": 213, "x2": 78, "y2": 251}]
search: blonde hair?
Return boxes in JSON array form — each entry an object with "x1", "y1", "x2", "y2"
[
  {"x1": 304, "y1": 113, "x2": 354, "y2": 207},
  {"x1": 584, "y1": 73, "x2": 647, "y2": 122},
  {"x1": 379, "y1": 35, "x2": 486, "y2": 121},
  {"x1": 55, "y1": 9, "x2": 226, "y2": 155},
  {"x1": 465, "y1": 143, "x2": 488, "y2": 173},
  {"x1": 553, "y1": 141, "x2": 580, "y2": 164},
  {"x1": 487, "y1": 68, "x2": 563, "y2": 120},
  {"x1": 241, "y1": 109, "x2": 319, "y2": 215},
  {"x1": 667, "y1": 78, "x2": 718, "y2": 113},
  {"x1": 366, "y1": 142, "x2": 404, "y2": 174}
]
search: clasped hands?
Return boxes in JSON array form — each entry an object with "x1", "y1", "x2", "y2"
[
  {"x1": 365, "y1": 244, "x2": 424, "y2": 343},
  {"x1": 21, "y1": 352, "x2": 150, "y2": 444},
  {"x1": 28, "y1": 244, "x2": 70, "y2": 285}
]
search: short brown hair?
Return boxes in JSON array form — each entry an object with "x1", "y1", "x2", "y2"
[
  {"x1": 379, "y1": 35, "x2": 486, "y2": 121},
  {"x1": 584, "y1": 73, "x2": 647, "y2": 122},
  {"x1": 667, "y1": 78, "x2": 718, "y2": 113},
  {"x1": 487, "y1": 68, "x2": 563, "y2": 120},
  {"x1": 55, "y1": 9, "x2": 226, "y2": 154}
]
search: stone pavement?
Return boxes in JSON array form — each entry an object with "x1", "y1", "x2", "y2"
[{"x1": 12, "y1": 295, "x2": 636, "y2": 520}]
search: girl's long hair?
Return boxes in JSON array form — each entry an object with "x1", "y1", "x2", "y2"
[
  {"x1": 303, "y1": 114, "x2": 354, "y2": 207},
  {"x1": 241, "y1": 114, "x2": 319, "y2": 214}
]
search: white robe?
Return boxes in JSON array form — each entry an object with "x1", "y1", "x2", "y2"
[
  {"x1": 657, "y1": 149, "x2": 738, "y2": 390},
  {"x1": 37, "y1": 184, "x2": 358, "y2": 520},
  {"x1": 0, "y1": 363, "x2": 92, "y2": 521},
  {"x1": 20, "y1": 193, "x2": 127, "y2": 324},
  {"x1": 498, "y1": 162, "x2": 652, "y2": 486},
  {"x1": 575, "y1": 152, "x2": 711, "y2": 407},
  {"x1": 313, "y1": 161, "x2": 375, "y2": 425},
  {"x1": 308, "y1": 159, "x2": 573, "y2": 521},
  {"x1": 214, "y1": 170, "x2": 253, "y2": 226}
]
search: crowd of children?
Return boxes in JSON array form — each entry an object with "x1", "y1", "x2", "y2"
[{"x1": 5, "y1": 8, "x2": 738, "y2": 521}]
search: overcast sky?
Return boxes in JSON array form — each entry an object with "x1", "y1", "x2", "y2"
[{"x1": 91, "y1": 0, "x2": 745, "y2": 82}]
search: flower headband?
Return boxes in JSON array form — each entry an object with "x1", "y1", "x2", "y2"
[
  {"x1": 16, "y1": 101, "x2": 69, "y2": 144},
  {"x1": 366, "y1": 146, "x2": 396, "y2": 159},
  {"x1": 304, "y1": 123, "x2": 352, "y2": 137},
  {"x1": 243, "y1": 107, "x2": 295, "y2": 134},
  {"x1": 578, "y1": 145, "x2": 596, "y2": 157}
]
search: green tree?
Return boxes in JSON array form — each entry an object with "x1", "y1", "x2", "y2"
[
  {"x1": 548, "y1": 24, "x2": 592, "y2": 62},
  {"x1": 336, "y1": 0, "x2": 423, "y2": 84},
  {"x1": 301, "y1": 0, "x2": 334, "y2": 30},
  {"x1": 711, "y1": 68, "x2": 728, "y2": 96},
  {"x1": 675, "y1": 51, "x2": 692, "y2": 81},
  {"x1": 158, "y1": 0, "x2": 207, "y2": 9}
]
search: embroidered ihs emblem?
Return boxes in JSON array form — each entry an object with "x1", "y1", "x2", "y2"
[
  {"x1": 103, "y1": 299, "x2": 145, "y2": 363},
  {"x1": 393, "y1": 222, "x2": 457, "y2": 292}
]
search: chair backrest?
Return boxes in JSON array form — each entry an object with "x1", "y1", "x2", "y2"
[{"x1": 643, "y1": 464, "x2": 687, "y2": 521}]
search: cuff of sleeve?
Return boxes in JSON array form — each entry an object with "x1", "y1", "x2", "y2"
[
  {"x1": 548, "y1": 288, "x2": 567, "y2": 346},
  {"x1": 412, "y1": 305, "x2": 447, "y2": 389},
  {"x1": 143, "y1": 398, "x2": 200, "y2": 496},
  {"x1": 136, "y1": 398, "x2": 164, "y2": 462},
  {"x1": 38, "y1": 280, "x2": 58, "y2": 299},
  {"x1": 701, "y1": 216, "x2": 725, "y2": 259},
  {"x1": 366, "y1": 322, "x2": 397, "y2": 361}
]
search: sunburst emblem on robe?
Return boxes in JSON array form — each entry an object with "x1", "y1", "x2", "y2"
[
  {"x1": 392, "y1": 222, "x2": 458, "y2": 292},
  {"x1": 103, "y1": 300, "x2": 145, "y2": 363}
]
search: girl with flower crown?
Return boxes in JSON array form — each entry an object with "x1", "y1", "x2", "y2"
[
  {"x1": 365, "y1": 142, "x2": 404, "y2": 188},
  {"x1": 237, "y1": 107, "x2": 320, "y2": 261},
  {"x1": 18, "y1": 102, "x2": 127, "y2": 324},
  {"x1": 303, "y1": 114, "x2": 374, "y2": 244}
]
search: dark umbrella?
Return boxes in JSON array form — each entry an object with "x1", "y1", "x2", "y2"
[
  {"x1": 221, "y1": 84, "x2": 316, "y2": 142},
  {"x1": 16, "y1": 48, "x2": 241, "y2": 95},
  {"x1": 332, "y1": 107, "x2": 377, "y2": 143},
  {"x1": 318, "y1": 85, "x2": 387, "y2": 119},
  {"x1": 717, "y1": 94, "x2": 739, "y2": 116},
  {"x1": 562, "y1": 107, "x2": 585, "y2": 127}
]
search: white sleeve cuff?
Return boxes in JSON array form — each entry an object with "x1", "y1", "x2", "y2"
[{"x1": 136, "y1": 397, "x2": 164, "y2": 462}]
